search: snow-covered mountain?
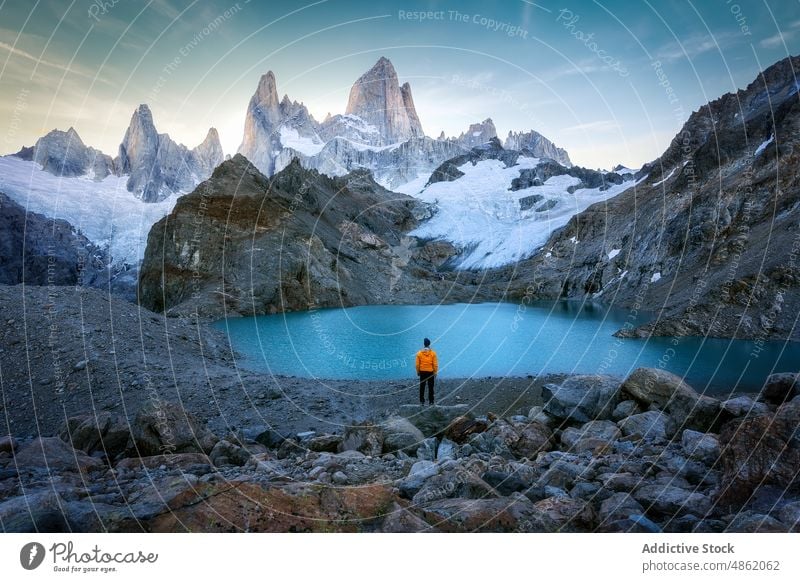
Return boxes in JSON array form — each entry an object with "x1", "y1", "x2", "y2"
[
  {"x1": 397, "y1": 139, "x2": 636, "y2": 269},
  {"x1": 13, "y1": 104, "x2": 223, "y2": 203},
  {"x1": 235, "y1": 57, "x2": 574, "y2": 191},
  {"x1": 27, "y1": 127, "x2": 116, "y2": 179}
]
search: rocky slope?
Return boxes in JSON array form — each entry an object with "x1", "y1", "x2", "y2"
[
  {"x1": 138, "y1": 154, "x2": 487, "y2": 317},
  {"x1": 505, "y1": 129, "x2": 572, "y2": 166},
  {"x1": 494, "y1": 55, "x2": 800, "y2": 341},
  {"x1": 0, "y1": 192, "x2": 110, "y2": 287},
  {"x1": 2, "y1": 356, "x2": 798, "y2": 532}
]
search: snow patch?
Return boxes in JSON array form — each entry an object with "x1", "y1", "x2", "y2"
[
  {"x1": 0, "y1": 156, "x2": 178, "y2": 266},
  {"x1": 607, "y1": 249, "x2": 621, "y2": 260},
  {"x1": 407, "y1": 157, "x2": 634, "y2": 269},
  {"x1": 279, "y1": 126, "x2": 325, "y2": 156},
  {"x1": 652, "y1": 167, "x2": 676, "y2": 187},
  {"x1": 754, "y1": 134, "x2": 774, "y2": 157},
  {"x1": 650, "y1": 272, "x2": 661, "y2": 283}
]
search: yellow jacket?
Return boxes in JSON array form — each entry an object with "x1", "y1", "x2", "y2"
[{"x1": 415, "y1": 348, "x2": 438, "y2": 374}]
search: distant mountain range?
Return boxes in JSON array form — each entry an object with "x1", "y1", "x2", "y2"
[{"x1": 9, "y1": 56, "x2": 571, "y2": 198}]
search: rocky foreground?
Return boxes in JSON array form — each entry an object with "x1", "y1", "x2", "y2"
[{"x1": 1, "y1": 367, "x2": 798, "y2": 533}]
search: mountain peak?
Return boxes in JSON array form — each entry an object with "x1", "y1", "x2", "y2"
[
  {"x1": 372, "y1": 56, "x2": 394, "y2": 71},
  {"x1": 134, "y1": 103, "x2": 153, "y2": 118},
  {"x1": 255, "y1": 71, "x2": 279, "y2": 107},
  {"x1": 345, "y1": 58, "x2": 423, "y2": 143}
]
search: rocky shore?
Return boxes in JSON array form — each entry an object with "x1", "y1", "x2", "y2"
[{"x1": 2, "y1": 366, "x2": 798, "y2": 533}]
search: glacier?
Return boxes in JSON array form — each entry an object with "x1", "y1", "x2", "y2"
[
  {"x1": 405, "y1": 157, "x2": 636, "y2": 269},
  {"x1": 0, "y1": 156, "x2": 178, "y2": 267}
]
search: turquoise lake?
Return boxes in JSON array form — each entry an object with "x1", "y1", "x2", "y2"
[{"x1": 213, "y1": 302, "x2": 800, "y2": 394}]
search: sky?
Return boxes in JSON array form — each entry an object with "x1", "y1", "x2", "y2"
[{"x1": 1, "y1": 0, "x2": 799, "y2": 169}]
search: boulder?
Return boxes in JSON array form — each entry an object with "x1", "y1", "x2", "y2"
[
  {"x1": 59, "y1": 413, "x2": 131, "y2": 459},
  {"x1": 0, "y1": 489, "x2": 71, "y2": 532},
  {"x1": 725, "y1": 511, "x2": 790, "y2": 533},
  {"x1": 412, "y1": 469, "x2": 498, "y2": 505},
  {"x1": 716, "y1": 398, "x2": 800, "y2": 507},
  {"x1": 512, "y1": 422, "x2": 554, "y2": 458},
  {"x1": 469, "y1": 419, "x2": 552, "y2": 460},
  {"x1": 399, "y1": 404, "x2": 472, "y2": 437},
  {"x1": 759, "y1": 372, "x2": 800, "y2": 405},
  {"x1": 397, "y1": 460, "x2": 440, "y2": 499},
  {"x1": 436, "y1": 438, "x2": 457, "y2": 461},
  {"x1": 530, "y1": 496, "x2": 596, "y2": 532},
  {"x1": 621, "y1": 368, "x2": 720, "y2": 431},
  {"x1": 599, "y1": 472, "x2": 643, "y2": 492},
  {"x1": 633, "y1": 484, "x2": 711, "y2": 518},
  {"x1": 721, "y1": 395, "x2": 770, "y2": 417},
  {"x1": 569, "y1": 481, "x2": 602, "y2": 501},
  {"x1": 538, "y1": 460, "x2": 589, "y2": 490},
  {"x1": 602, "y1": 514, "x2": 662, "y2": 533},
  {"x1": 380, "y1": 417, "x2": 424, "y2": 453},
  {"x1": 253, "y1": 428, "x2": 289, "y2": 449},
  {"x1": 541, "y1": 375, "x2": 621, "y2": 423},
  {"x1": 444, "y1": 416, "x2": 488, "y2": 443},
  {"x1": 126, "y1": 401, "x2": 218, "y2": 457},
  {"x1": 617, "y1": 411, "x2": 676, "y2": 442},
  {"x1": 777, "y1": 501, "x2": 800, "y2": 532},
  {"x1": 612, "y1": 400, "x2": 641, "y2": 421},
  {"x1": 415, "y1": 437, "x2": 438, "y2": 461},
  {"x1": 561, "y1": 420, "x2": 621, "y2": 452},
  {"x1": 598, "y1": 492, "x2": 646, "y2": 524},
  {"x1": 417, "y1": 496, "x2": 541, "y2": 532},
  {"x1": 482, "y1": 470, "x2": 529, "y2": 496},
  {"x1": 339, "y1": 423, "x2": 384, "y2": 457},
  {"x1": 276, "y1": 438, "x2": 304, "y2": 459},
  {"x1": 0, "y1": 436, "x2": 18, "y2": 454},
  {"x1": 13, "y1": 437, "x2": 103, "y2": 474},
  {"x1": 380, "y1": 502, "x2": 434, "y2": 532},
  {"x1": 60, "y1": 501, "x2": 132, "y2": 533},
  {"x1": 209, "y1": 440, "x2": 251, "y2": 467},
  {"x1": 680, "y1": 429, "x2": 720, "y2": 465},
  {"x1": 307, "y1": 434, "x2": 342, "y2": 453},
  {"x1": 527, "y1": 406, "x2": 555, "y2": 427}
]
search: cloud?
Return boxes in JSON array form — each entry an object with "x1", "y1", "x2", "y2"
[
  {"x1": 760, "y1": 31, "x2": 795, "y2": 49},
  {"x1": 654, "y1": 32, "x2": 739, "y2": 62},
  {"x1": 562, "y1": 119, "x2": 620, "y2": 133},
  {"x1": 0, "y1": 40, "x2": 110, "y2": 83}
]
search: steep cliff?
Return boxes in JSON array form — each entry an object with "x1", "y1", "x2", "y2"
[
  {"x1": 495, "y1": 55, "x2": 800, "y2": 341},
  {"x1": 345, "y1": 57, "x2": 424, "y2": 144}
]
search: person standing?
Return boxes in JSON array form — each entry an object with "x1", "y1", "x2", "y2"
[{"x1": 415, "y1": 337, "x2": 438, "y2": 405}]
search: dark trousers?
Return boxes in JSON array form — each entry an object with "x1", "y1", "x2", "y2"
[{"x1": 419, "y1": 372, "x2": 435, "y2": 404}]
